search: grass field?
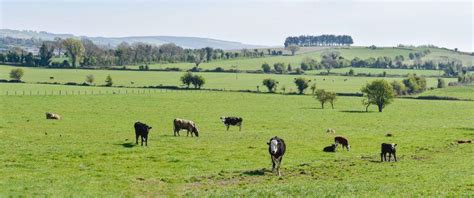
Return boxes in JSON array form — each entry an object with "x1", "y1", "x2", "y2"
[
  {"x1": 0, "y1": 84, "x2": 473, "y2": 196},
  {"x1": 419, "y1": 85, "x2": 474, "y2": 100},
  {"x1": 129, "y1": 46, "x2": 472, "y2": 71},
  {"x1": 0, "y1": 65, "x2": 458, "y2": 94}
]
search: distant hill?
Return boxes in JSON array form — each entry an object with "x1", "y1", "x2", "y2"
[{"x1": 0, "y1": 29, "x2": 266, "y2": 50}]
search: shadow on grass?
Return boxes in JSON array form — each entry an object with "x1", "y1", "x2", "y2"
[
  {"x1": 117, "y1": 142, "x2": 137, "y2": 148},
  {"x1": 339, "y1": 110, "x2": 373, "y2": 113},
  {"x1": 300, "y1": 107, "x2": 323, "y2": 110},
  {"x1": 457, "y1": 127, "x2": 474, "y2": 131},
  {"x1": 242, "y1": 168, "x2": 269, "y2": 176}
]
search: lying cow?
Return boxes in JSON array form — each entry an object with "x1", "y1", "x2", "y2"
[
  {"x1": 173, "y1": 118, "x2": 199, "y2": 137},
  {"x1": 134, "y1": 122, "x2": 152, "y2": 146},
  {"x1": 45, "y1": 112, "x2": 61, "y2": 120},
  {"x1": 267, "y1": 136, "x2": 286, "y2": 176},
  {"x1": 326, "y1": 128, "x2": 336, "y2": 134},
  {"x1": 323, "y1": 144, "x2": 337, "y2": 152},
  {"x1": 220, "y1": 116, "x2": 243, "y2": 131},
  {"x1": 381, "y1": 143, "x2": 397, "y2": 162},
  {"x1": 335, "y1": 136, "x2": 350, "y2": 151}
]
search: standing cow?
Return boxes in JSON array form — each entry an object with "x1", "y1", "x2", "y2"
[
  {"x1": 220, "y1": 116, "x2": 243, "y2": 131},
  {"x1": 173, "y1": 118, "x2": 199, "y2": 137},
  {"x1": 134, "y1": 122, "x2": 152, "y2": 146},
  {"x1": 267, "y1": 136, "x2": 286, "y2": 176},
  {"x1": 335, "y1": 136, "x2": 350, "y2": 151},
  {"x1": 381, "y1": 143, "x2": 397, "y2": 162}
]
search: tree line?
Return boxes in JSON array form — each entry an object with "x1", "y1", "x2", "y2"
[{"x1": 284, "y1": 35, "x2": 354, "y2": 47}]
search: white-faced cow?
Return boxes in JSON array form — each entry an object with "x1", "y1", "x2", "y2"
[
  {"x1": 134, "y1": 122, "x2": 152, "y2": 146},
  {"x1": 335, "y1": 136, "x2": 350, "y2": 151},
  {"x1": 45, "y1": 112, "x2": 61, "y2": 120},
  {"x1": 267, "y1": 136, "x2": 286, "y2": 176},
  {"x1": 220, "y1": 116, "x2": 243, "y2": 131},
  {"x1": 381, "y1": 143, "x2": 397, "y2": 162},
  {"x1": 173, "y1": 118, "x2": 199, "y2": 137}
]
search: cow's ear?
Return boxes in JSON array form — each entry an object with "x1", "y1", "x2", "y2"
[
  {"x1": 149, "y1": 127, "x2": 152, "y2": 129},
  {"x1": 267, "y1": 142, "x2": 270, "y2": 145},
  {"x1": 394, "y1": 144, "x2": 397, "y2": 147}
]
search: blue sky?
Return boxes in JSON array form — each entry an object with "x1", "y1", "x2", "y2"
[{"x1": 1, "y1": 0, "x2": 472, "y2": 51}]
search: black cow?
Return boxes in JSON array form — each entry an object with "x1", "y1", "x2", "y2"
[
  {"x1": 220, "y1": 116, "x2": 243, "y2": 131},
  {"x1": 323, "y1": 144, "x2": 337, "y2": 152},
  {"x1": 134, "y1": 122, "x2": 152, "y2": 146},
  {"x1": 381, "y1": 143, "x2": 397, "y2": 162},
  {"x1": 267, "y1": 136, "x2": 286, "y2": 176}
]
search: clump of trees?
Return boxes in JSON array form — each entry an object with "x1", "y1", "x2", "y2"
[
  {"x1": 402, "y1": 74, "x2": 427, "y2": 94},
  {"x1": 261, "y1": 63, "x2": 271, "y2": 73},
  {"x1": 10, "y1": 68, "x2": 24, "y2": 81},
  {"x1": 262, "y1": 78, "x2": 278, "y2": 93},
  {"x1": 314, "y1": 89, "x2": 337, "y2": 109},
  {"x1": 273, "y1": 62, "x2": 287, "y2": 74},
  {"x1": 105, "y1": 75, "x2": 113, "y2": 87},
  {"x1": 294, "y1": 77, "x2": 309, "y2": 94},
  {"x1": 180, "y1": 72, "x2": 206, "y2": 89},
  {"x1": 284, "y1": 35, "x2": 354, "y2": 47},
  {"x1": 361, "y1": 79, "x2": 394, "y2": 112}
]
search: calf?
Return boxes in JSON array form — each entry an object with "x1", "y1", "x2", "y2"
[
  {"x1": 45, "y1": 112, "x2": 61, "y2": 120},
  {"x1": 334, "y1": 136, "x2": 350, "y2": 151},
  {"x1": 267, "y1": 136, "x2": 286, "y2": 176},
  {"x1": 134, "y1": 122, "x2": 152, "y2": 146},
  {"x1": 381, "y1": 143, "x2": 397, "y2": 162},
  {"x1": 323, "y1": 144, "x2": 337, "y2": 152},
  {"x1": 326, "y1": 128, "x2": 336, "y2": 134},
  {"x1": 173, "y1": 118, "x2": 199, "y2": 137},
  {"x1": 220, "y1": 116, "x2": 243, "y2": 131}
]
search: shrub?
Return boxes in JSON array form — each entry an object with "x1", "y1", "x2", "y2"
[
  {"x1": 9, "y1": 68, "x2": 24, "y2": 81},
  {"x1": 191, "y1": 75, "x2": 205, "y2": 89},
  {"x1": 294, "y1": 77, "x2": 309, "y2": 94},
  {"x1": 403, "y1": 74, "x2": 426, "y2": 94},
  {"x1": 180, "y1": 72, "x2": 194, "y2": 88},
  {"x1": 262, "y1": 78, "x2": 278, "y2": 93},
  {"x1": 261, "y1": 63, "x2": 271, "y2": 73},
  {"x1": 273, "y1": 62, "x2": 286, "y2": 74},
  {"x1": 437, "y1": 78, "x2": 446, "y2": 88},
  {"x1": 86, "y1": 74, "x2": 95, "y2": 85},
  {"x1": 105, "y1": 75, "x2": 113, "y2": 87},
  {"x1": 391, "y1": 80, "x2": 407, "y2": 96}
]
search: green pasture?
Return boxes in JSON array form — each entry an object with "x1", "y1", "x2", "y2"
[
  {"x1": 0, "y1": 65, "x2": 457, "y2": 94},
  {"x1": 0, "y1": 84, "x2": 473, "y2": 196}
]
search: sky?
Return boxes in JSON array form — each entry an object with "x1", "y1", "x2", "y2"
[{"x1": 0, "y1": 0, "x2": 473, "y2": 51}]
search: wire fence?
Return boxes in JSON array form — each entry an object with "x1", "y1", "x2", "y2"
[{"x1": 0, "y1": 88, "x2": 214, "y2": 96}]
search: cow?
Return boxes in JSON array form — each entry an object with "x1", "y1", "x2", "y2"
[
  {"x1": 334, "y1": 136, "x2": 350, "y2": 151},
  {"x1": 326, "y1": 128, "x2": 336, "y2": 134},
  {"x1": 220, "y1": 116, "x2": 243, "y2": 131},
  {"x1": 323, "y1": 144, "x2": 337, "y2": 152},
  {"x1": 381, "y1": 143, "x2": 397, "y2": 162},
  {"x1": 267, "y1": 136, "x2": 286, "y2": 176},
  {"x1": 45, "y1": 112, "x2": 61, "y2": 120},
  {"x1": 134, "y1": 122, "x2": 152, "y2": 146},
  {"x1": 173, "y1": 118, "x2": 199, "y2": 137}
]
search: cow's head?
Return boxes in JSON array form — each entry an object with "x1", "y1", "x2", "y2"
[
  {"x1": 392, "y1": 143, "x2": 397, "y2": 150},
  {"x1": 220, "y1": 116, "x2": 226, "y2": 123},
  {"x1": 193, "y1": 126, "x2": 199, "y2": 137},
  {"x1": 267, "y1": 137, "x2": 279, "y2": 155}
]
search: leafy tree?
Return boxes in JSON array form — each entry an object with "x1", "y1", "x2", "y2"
[
  {"x1": 262, "y1": 78, "x2": 278, "y2": 93},
  {"x1": 192, "y1": 75, "x2": 205, "y2": 89},
  {"x1": 315, "y1": 89, "x2": 328, "y2": 108},
  {"x1": 326, "y1": 92, "x2": 337, "y2": 109},
  {"x1": 181, "y1": 72, "x2": 194, "y2": 88},
  {"x1": 287, "y1": 64, "x2": 292, "y2": 72},
  {"x1": 403, "y1": 74, "x2": 426, "y2": 94},
  {"x1": 62, "y1": 38, "x2": 85, "y2": 67},
  {"x1": 310, "y1": 83, "x2": 317, "y2": 95},
  {"x1": 361, "y1": 79, "x2": 394, "y2": 112},
  {"x1": 286, "y1": 45, "x2": 300, "y2": 56},
  {"x1": 105, "y1": 75, "x2": 113, "y2": 87},
  {"x1": 321, "y1": 51, "x2": 340, "y2": 74},
  {"x1": 10, "y1": 68, "x2": 24, "y2": 81},
  {"x1": 294, "y1": 77, "x2": 309, "y2": 94},
  {"x1": 86, "y1": 74, "x2": 95, "y2": 85},
  {"x1": 261, "y1": 63, "x2": 271, "y2": 73},
  {"x1": 348, "y1": 68, "x2": 355, "y2": 76},
  {"x1": 194, "y1": 49, "x2": 206, "y2": 68},
  {"x1": 437, "y1": 78, "x2": 446, "y2": 88},
  {"x1": 273, "y1": 62, "x2": 286, "y2": 74},
  {"x1": 24, "y1": 52, "x2": 35, "y2": 66},
  {"x1": 390, "y1": 80, "x2": 406, "y2": 96},
  {"x1": 39, "y1": 42, "x2": 54, "y2": 66}
]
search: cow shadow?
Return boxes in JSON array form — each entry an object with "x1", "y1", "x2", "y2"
[
  {"x1": 241, "y1": 168, "x2": 269, "y2": 176},
  {"x1": 117, "y1": 142, "x2": 137, "y2": 148},
  {"x1": 340, "y1": 110, "x2": 372, "y2": 113},
  {"x1": 300, "y1": 107, "x2": 323, "y2": 110}
]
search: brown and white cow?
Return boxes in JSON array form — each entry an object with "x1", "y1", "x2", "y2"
[
  {"x1": 173, "y1": 118, "x2": 199, "y2": 137},
  {"x1": 334, "y1": 136, "x2": 350, "y2": 151}
]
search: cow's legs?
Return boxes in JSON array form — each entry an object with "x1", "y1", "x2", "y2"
[
  {"x1": 388, "y1": 153, "x2": 392, "y2": 162},
  {"x1": 393, "y1": 153, "x2": 397, "y2": 162},
  {"x1": 136, "y1": 134, "x2": 139, "y2": 145},
  {"x1": 271, "y1": 156, "x2": 276, "y2": 173},
  {"x1": 239, "y1": 124, "x2": 242, "y2": 131},
  {"x1": 381, "y1": 153, "x2": 384, "y2": 162},
  {"x1": 226, "y1": 125, "x2": 230, "y2": 131},
  {"x1": 277, "y1": 157, "x2": 283, "y2": 176}
]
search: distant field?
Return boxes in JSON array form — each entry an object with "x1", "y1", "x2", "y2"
[
  {"x1": 129, "y1": 47, "x2": 472, "y2": 71},
  {"x1": 308, "y1": 67, "x2": 445, "y2": 76},
  {"x1": 0, "y1": 65, "x2": 457, "y2": 94},
  {"x1": 0, "y1": 85, "x2": 472, "y2": 196},
  {"x1": 418, "y1": 85, "x2": 474, "y2": 100}
]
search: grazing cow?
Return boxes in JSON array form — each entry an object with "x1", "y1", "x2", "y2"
[
  {"x1": 45, "y1": 112, "x2": 61, "y2": 120},
  {"x1": 323, "y1": 144, "x2": 337, "y2": 152},
  {"x1": 134, "y1": 122, "x2": 152, "y2": 146},
  {"x1": 326, "y1": 128, "x2": 336, "y2": 134},
  {"x1": 220, "y1": 116, "x2": 243, "y2": 131},
  {"x1": 173, "y1": 118, "x2": 199, "y2": 137},
  {"x1": 381, "y1": 143, "x2": 397, "y2": 162},
  {"x1": 267, "y1": 136, "x2": 286, "y2": 176},
  {"x1": 334, "y1": 136, "x2": 350, "y2": 151}
]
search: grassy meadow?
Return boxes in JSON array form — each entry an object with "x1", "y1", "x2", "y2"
[
  {"x1": 0, "y1": 84, "x2": 473, "y2": 196},
  {"x1": 0, "y1": 65, "x2": 458, "y2": 94}
]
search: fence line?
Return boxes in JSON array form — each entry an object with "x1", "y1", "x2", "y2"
[{"x1": 0, "y1": 88, "x2": 214, "y2": 96}]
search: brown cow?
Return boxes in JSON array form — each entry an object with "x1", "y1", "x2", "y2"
[
  {"x1": 173, "y1": 118, "x2": 199, "y2": 137},
  {"x1": 45, "y1": 112, "x2": 61, "y2": 120},
  {"x1": 334, "y1": 136, "x2": 350, "y2": 151}
]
